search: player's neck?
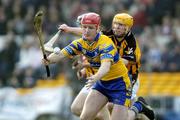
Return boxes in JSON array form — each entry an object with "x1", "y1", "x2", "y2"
[
  {"x1": 116, "y1": 36, "x2": 124, "y2": 42},
  {"x1": 86, "y1": 40, "x2": 95, "y2": 46}
]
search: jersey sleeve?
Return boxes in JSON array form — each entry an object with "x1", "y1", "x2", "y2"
[
  {"x1": 120, "y1": 36, "x2": 136, "y2": 62},
  {"x1": 61, "y1": 40, "x2": 81, "y2": 58},
  {"x1": 121, "y1": 32, "x2": 141, "y2": 63},
  {"x1": 99, "y1": 39, "x2": 116, "y2": 63}
]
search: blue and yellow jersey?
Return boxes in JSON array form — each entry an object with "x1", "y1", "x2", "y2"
[
  {"x1": 103, "y1": 30, "x2": 141, "y2": 82},
  {"x1": 61, "y1": 33, "x2": 128, "y2": 81}
]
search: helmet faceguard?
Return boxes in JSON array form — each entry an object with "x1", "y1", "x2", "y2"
[{"x1": 112, "y1": 13, "x2": 133, "y2": 37}]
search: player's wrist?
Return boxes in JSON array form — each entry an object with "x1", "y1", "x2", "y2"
[
  {"x1": 82, "y1": 63, "x2": 90, "y2": 68},
  {"x1": 47, "y1": 54, "x2": 58, "y2": 64},
  {"x1": 93, "y1": 74, "x2": 101, "y2": 81}
]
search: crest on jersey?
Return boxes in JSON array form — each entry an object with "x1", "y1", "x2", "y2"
[
  {"x1": 125, "y1": 47, "x2": 133, "y2": 54},
  {"x1": 99, "y1": 44, "x2": 107, "y2": 50}
]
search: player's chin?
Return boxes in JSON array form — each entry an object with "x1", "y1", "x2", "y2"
[
  {"x1": 114, "y1": 32, "x2": 125, "y2": 38},
  {"x1": 84, "y1": 36, "x2": 91, "y2": 40},
  {"x1": 84, "y1": 34, "x2": 94, "y2": 40}
]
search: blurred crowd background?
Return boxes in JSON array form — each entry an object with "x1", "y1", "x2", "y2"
[{"x1": 0, "y1": 0, "x2": 179, "y2": 120}]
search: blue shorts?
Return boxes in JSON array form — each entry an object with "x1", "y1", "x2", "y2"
[{"x1": 92, "y1": 76, "x2": 132, "y2": 107}]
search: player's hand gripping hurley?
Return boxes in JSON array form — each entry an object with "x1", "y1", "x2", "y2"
[{"x1": 34, "y1": 10, "x2": 50, "y2": 77}]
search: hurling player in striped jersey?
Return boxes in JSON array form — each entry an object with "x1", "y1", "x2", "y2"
[{"x1": 58, "y1": 12, "x2": 155, "y2": 120}]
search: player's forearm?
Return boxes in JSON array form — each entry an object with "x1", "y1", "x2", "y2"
[
  {"x1": 83, "y1": 62, "x2": 90, "y2": 68},
  {"x1": 59, "y1": 24, "x2": 82, "y2": 35},
  {"x1": 122, "y1": 58, "x2": 129, "y2": 65},
  {"x1": 94, "y1": 61, "x2": 111, "y2": 80},
  {"x1": 68, "y1": 27, "x2": 82, "y2": 35},
  {"x1": 122, "y1": 58, "x2": 137, "y2": 65},
  {"x1": 47, "y1": 51, "x2": 65, "y2": 63}
]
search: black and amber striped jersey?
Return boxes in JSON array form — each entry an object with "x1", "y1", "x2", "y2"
[{"x1": 103, "y1": 29, "x2": 141, "y2": 82}]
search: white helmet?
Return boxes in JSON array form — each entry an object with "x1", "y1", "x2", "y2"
[{"x1": 76, "y1": 13, "x2": 87, "y2": 26}]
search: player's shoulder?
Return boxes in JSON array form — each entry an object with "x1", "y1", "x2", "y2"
[
  {"x1": 99, "y1": 34, "x2": 112, "y2": 43},
  {"x1": 124, "y1": 31, "x2": 137, "y2": 46},
  {"x1": 100, "y1": 34, "x2": 110, "y2": 39},
  {"x1": 124, "y1": 31, "x2": 136, "y2": 42}
]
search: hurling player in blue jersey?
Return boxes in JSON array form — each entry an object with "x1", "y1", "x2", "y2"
[
  {"x1": 58, "y1": 13, "x2": 155, "y2": 120},
  {"x1": 43, "y1": 12, "x2": 132, "y2": 120}
]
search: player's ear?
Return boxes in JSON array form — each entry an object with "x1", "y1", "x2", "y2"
[{"x1": 97, "y1": 25, "x2": 101, "y2": 32}]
